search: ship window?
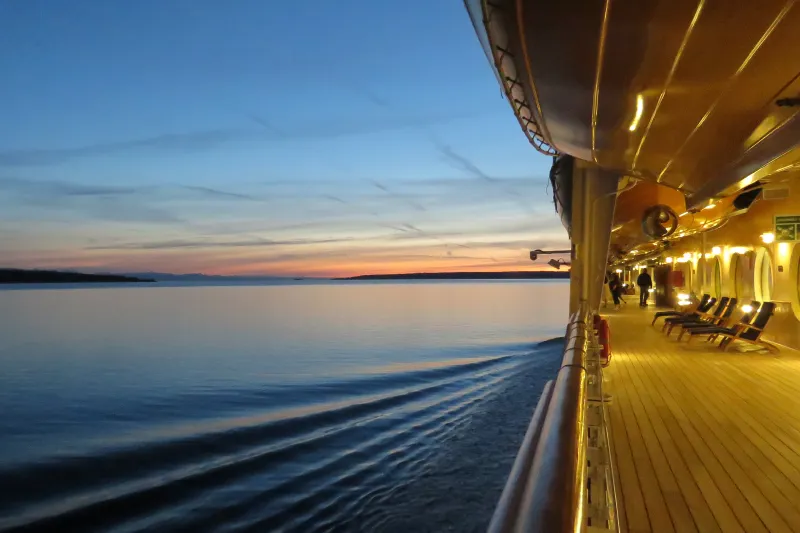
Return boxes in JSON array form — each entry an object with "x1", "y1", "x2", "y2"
[
  {"x1": 754, "y1": 247, "x2": 774, "y2": 302},
  {"x1": 732, "y1": 254, "x2": 742, "y2": 298},
  {"x1": 713, "y1": 258, "x2": 722, "y2": 298}
]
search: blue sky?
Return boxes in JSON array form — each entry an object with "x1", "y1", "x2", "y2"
[{"x1": 0, "y1": 0, "x2": 564, "y2": 276}]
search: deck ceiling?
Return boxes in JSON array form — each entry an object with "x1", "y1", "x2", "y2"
[{"x1": 504, "y1": 0, "x2": 800, "y2": 208}]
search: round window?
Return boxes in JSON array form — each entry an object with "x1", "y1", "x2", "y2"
[{"x1": 754, "y1": 248, "x2": 774, "y2": 302}]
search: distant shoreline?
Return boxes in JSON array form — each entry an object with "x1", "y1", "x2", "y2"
[
  {"x1": 337, "y1": 271, "x2": 570, "y2": 281},
  {"x1": 0, "y1": 269, "x2": 153, "y2": 284}
]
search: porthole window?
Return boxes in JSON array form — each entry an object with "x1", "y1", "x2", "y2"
[
  {"x1": 754, "y1": 247, "x2": 774, "y2": 302},
  {"x1": 731, "y1": 254, "x2": 742, "y2": 298},
  {"x1": 713, "y1": 258, "x2": 722, "y2": 298}
]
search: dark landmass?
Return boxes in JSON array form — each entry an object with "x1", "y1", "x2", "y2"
[
  {"x1": 338, "y1": 270, "x2": 570, "y2": 280},
  {"x1": 114, "y1": 272, "x2": 291, "y2": 282},
  {"x1": 0, "y1": 269, "x2": 153, "y2": 284}
]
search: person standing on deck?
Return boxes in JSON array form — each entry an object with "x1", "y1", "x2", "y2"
[{"x1": 637, "y1": 269, "x2": 653, "y2": 307}]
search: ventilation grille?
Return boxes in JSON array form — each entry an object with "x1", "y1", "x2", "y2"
[{"x1": 762, "y1": 186, "x2": 790, "y2": 201}]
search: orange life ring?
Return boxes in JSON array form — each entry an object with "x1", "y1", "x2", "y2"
[{"x1": 594, "y1": 314, "x2": 612, "y2": 367}]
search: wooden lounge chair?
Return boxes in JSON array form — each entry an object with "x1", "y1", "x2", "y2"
[
  {"x1": 664, "y1": 297, "x2": 728, "y2": 337},
  {"x1": 683, "y1": 301, "x2": 759, "y2": 345},
  {"x1": 676, "y1": 298, "x2": 736, "y2": 341},
  {"x1": 661, "y1": 297, "x2": 717, "y2": 333},
  {"x1": 651, "y1": 294, "x2": 710, "y2": 326},
  {"x1": 718, "y1": 302, "x2": 778, "y2": 353}
]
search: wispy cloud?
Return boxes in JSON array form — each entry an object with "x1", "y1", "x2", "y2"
[
  {"x1": 87, "y1": 236, "x2": 354, "y2": 250},
  {"x1": 180, "y1": 185, "x2": 259, "y2": 201},
  {"x1": 0, "y1": 130, "x2": 247, "y2": 167}
]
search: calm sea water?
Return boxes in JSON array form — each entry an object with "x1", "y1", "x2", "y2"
[{"x1": 0, "y1": 280, "x2": 568, "y2": 532}]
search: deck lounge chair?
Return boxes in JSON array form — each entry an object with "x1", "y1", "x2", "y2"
[
  {"x1": 683, "y1": 301, "x2": 759, "y2": 345},
  {"x1": 717, "y1": 302, "x2": 777, "y2": 353},
  {"x1": 676, "y1": 298, "x2": 736, "y2": 341},
  {"x1": 651, "y1": 293, "x2": 711, "y2": 326},
  {"x1": 666, "y1": 297, "x2": 731, "y2": 337},
  {"x1": 664, "y1": 299, "x2": 726, "y2": 337},
  {"x1": 661, "y1": 297, "x2": 717, "y2": 334}
]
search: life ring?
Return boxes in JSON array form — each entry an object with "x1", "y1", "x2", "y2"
[{"x1": 594, "y1": 314, "x2": 612, "y2": 367}]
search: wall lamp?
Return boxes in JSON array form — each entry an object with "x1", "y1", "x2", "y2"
[{"x1": 530, "y1": 248, "x2": 571, "y2": 261}]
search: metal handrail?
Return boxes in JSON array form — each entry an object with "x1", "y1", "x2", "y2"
[{"x1": 488, "y1": 306, "x2": 618, "y2": 533}]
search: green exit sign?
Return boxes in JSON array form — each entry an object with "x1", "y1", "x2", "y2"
[{"x1": 775, "y1": 215, "x2": 800, "y2": 241}]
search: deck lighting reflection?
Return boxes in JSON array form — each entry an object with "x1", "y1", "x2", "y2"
[
  {"x1": 761, "y1": 232, "x2": 775, "y2": 244},
  {"x1": 703, "y1": 203, "x2": 716, "y2": 210},
  {"x1": 629, "y1": 94, "x2": 644, "y2": 132},
  {"x1": 741, "y1": 304, "x2": 754, "y2": 313}
]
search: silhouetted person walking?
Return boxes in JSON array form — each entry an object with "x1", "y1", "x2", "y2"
[{"x1": 637, "y1": 269, "x2": 653, "y2": 307}]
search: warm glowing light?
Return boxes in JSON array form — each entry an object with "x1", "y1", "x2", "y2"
[
  {"x1": 665, "y1": 257, "x2": 673, "y2": 263},
  {"x1": 761, "y1": 232, "x2": 775, "y2": 244},
  {"x1": 679, "y1": 212, "x2": 689, "y2": 217},
  {"x1": 629, "y1": 94, "x2": 644, "y2": 132},
  {"x1": 648, "y1": 288, "x2": 655, "y2": 293},
  {"x1": 730, "y1": 246, "x2": 748, "y2": 255},
  {"x1": 779, "y1": 242, "x2": 790, "y2": 256},
  {"x1": 711, "y1": 246, "x2": 721, "y2": 256},
  {"x1": 678, "y1": 293, "x2": 690, "y2": 300},
  {"x1": 703, "y1": 203, "x2": 716, "y2": 210},
  {"x1": 683, "y1": 252, "x2": 692, "y2": 259},
  {"x1": 615, "y1": 269, "x2": 622, "y2": 273},
  {"x1": 704, "y1": 253, "x2": 712, "y2": 259},
  {"x1": 677, "y1": 300, "x2": 692, "y2": 306},
  {"x1": 676, "y1": 257, "x2": 689, "y2": 263},
  {"x1": 741, "y1": 304, "x2": 754, "y2": 313}
]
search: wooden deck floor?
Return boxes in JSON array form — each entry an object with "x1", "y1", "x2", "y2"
[{"x1": 604, "y1": 305, "x2": 800, "y2": 533}]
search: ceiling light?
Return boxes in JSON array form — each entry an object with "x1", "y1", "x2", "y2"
[
  {"x1": 629, "y1": 94, "x2": 644, "y2": 132},
  {"x1": 761, "y1": 232, "x2": 775, "y2": 244}
]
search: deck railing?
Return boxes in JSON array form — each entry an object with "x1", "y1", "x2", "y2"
[{"x1": 488, "y1": 306, "x2": 619, "y2": 532}]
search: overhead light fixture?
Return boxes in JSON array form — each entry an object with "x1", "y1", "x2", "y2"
[
  {"x1": 711, "y1": 246, "x2": 721, "y2": 256},
  {"x1": 761, "y1": 232, "x2": 775, "y2": 244},
  {"x1": 665, "y1": 257, "x2": 673, "y2": 263},
  {"x1": 730, "y1": 246, "x2": 748, "y2": 254},
  {"x1": 629, "y1": 94, "x2": 644, "y2": 132},
  {"x1": 683, "y1": 252, "x2": 692, "y2": 259},
  {"x1": 704, "y1": 253, "x2": 712, "y2": 259},
  {"x1": 615, "y1": 268, "x2": 622, "y2": 273}
]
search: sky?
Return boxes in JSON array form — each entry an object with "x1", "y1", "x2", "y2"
[{"x1": 0, "y1": 0, "x2": 565, "y2": 277}]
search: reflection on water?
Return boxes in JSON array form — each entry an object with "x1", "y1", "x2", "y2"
[{"x1": 0, "y1": 280, "x2": 568, "y2": 532}]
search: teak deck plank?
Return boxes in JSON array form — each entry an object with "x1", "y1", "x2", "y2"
[{"x1": 603, "y1": 305, "x2": 800, "y2": 533}]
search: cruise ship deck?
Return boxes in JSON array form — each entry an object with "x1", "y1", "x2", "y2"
[{"x1": 605, "y1": 304, "x2": 800, "y2": 533}]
